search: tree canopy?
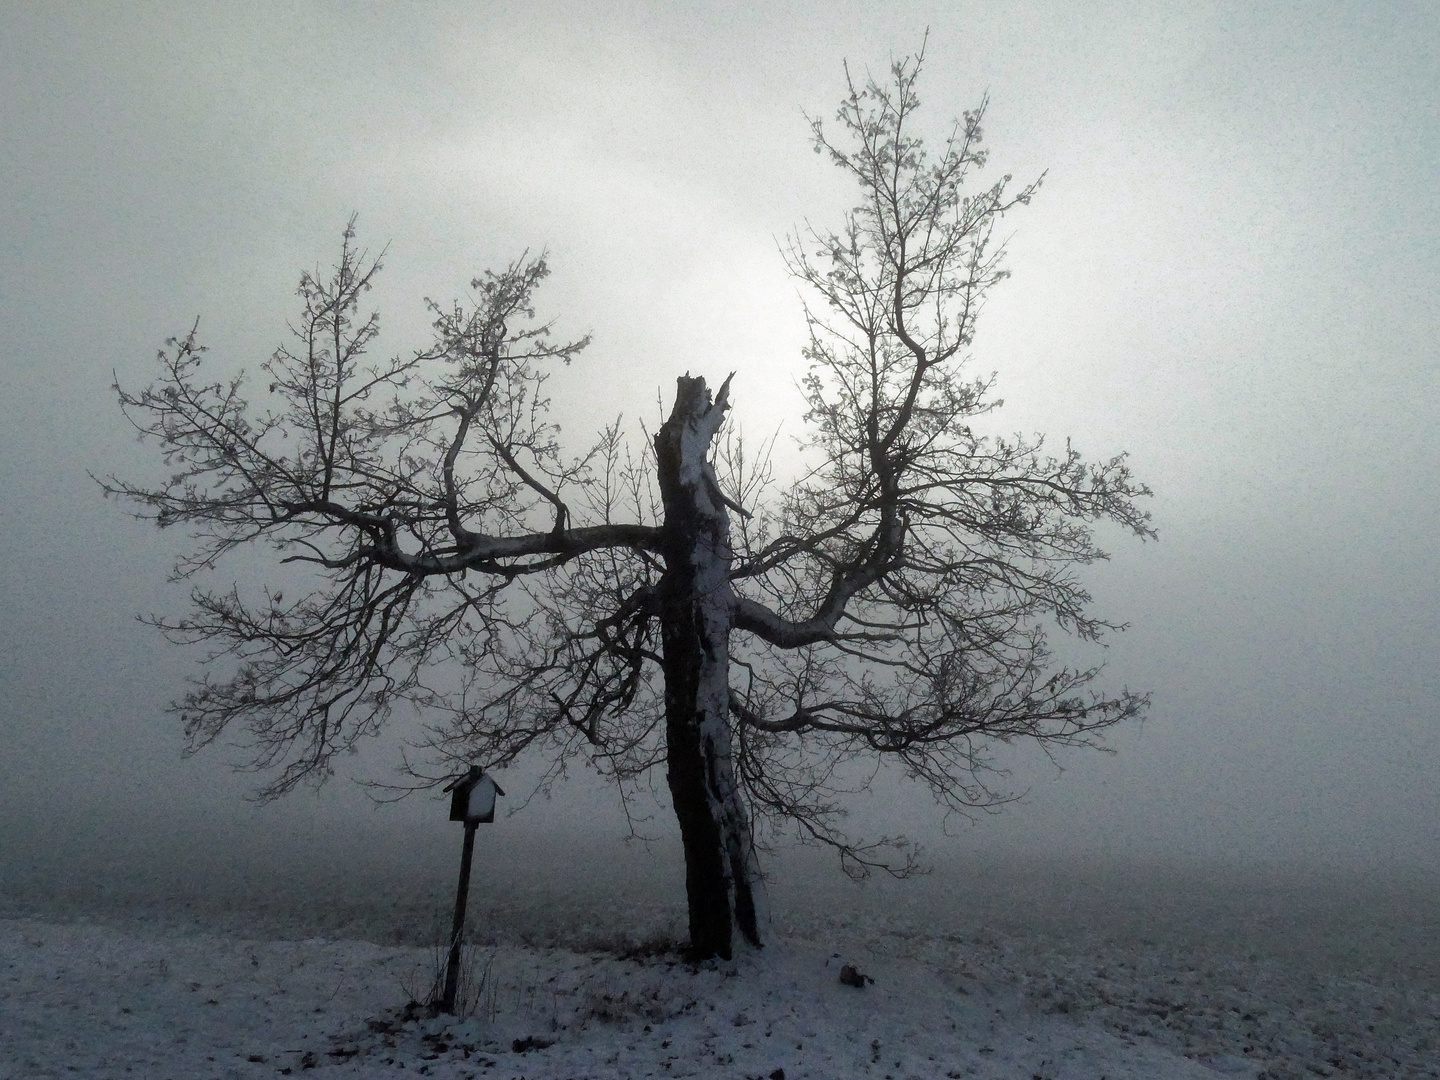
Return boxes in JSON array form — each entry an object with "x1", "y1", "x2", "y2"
[{"x1": 106, "y1": 49, "x2": 1154, "y2": 959}]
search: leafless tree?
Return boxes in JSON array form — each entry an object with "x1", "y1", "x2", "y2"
[{"x1": 104, "y1": 50, "x2": 1153, "y2": 960}]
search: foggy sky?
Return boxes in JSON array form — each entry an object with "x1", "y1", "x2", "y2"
[{"x1": 2, "y1": 1, "x2": 1437, "y2": 881}]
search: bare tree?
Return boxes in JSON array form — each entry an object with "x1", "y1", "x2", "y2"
[{"x1": 104, "y1": 50, "x2": 1153, "y2": 960}]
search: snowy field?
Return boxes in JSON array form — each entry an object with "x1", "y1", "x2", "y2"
[{"x1": 2, "y1": 835, "x2": 1437, "y2": 1079}]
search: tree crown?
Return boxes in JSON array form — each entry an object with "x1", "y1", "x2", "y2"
[{"x1": 105, "y1": 50, "x2": 1152, "y2": 877}]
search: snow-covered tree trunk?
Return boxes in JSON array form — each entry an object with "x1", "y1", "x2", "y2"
[{"x1": 655, "y1": 374, "x2": 764, "y2": 959}]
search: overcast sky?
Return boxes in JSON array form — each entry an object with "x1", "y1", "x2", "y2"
[{"x1": 2, "y1": 1, "x2": 1437, "y2": 880}]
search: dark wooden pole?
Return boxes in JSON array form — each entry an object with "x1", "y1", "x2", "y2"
[{"x1": 442, "y1": 820, "x2": 479, "y2": 1013}]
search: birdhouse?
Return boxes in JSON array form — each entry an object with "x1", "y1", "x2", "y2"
[{"x1": 445, "y1": 766, "x2": 504, "y2": 824}]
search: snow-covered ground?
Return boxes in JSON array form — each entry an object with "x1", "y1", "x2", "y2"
[
  {"x1": 0, "y1": 919, "x2": 1234, "y2": 1080},
  {"x1": 2, "y1": 844, "x2": 1436, "y2": 1079}
]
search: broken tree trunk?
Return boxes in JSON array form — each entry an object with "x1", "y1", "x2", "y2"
[{"x1": 655, "y1": 373, "x2": 765, "y2": 960}]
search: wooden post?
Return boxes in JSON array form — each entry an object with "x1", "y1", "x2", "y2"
[{"x1": 442, "y1": 819, "x2": 479, "y2": 1014}]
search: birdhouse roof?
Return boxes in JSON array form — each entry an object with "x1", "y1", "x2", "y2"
[{"x1": 442, "y1": 766, "x2": 504, "y2": 797}]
